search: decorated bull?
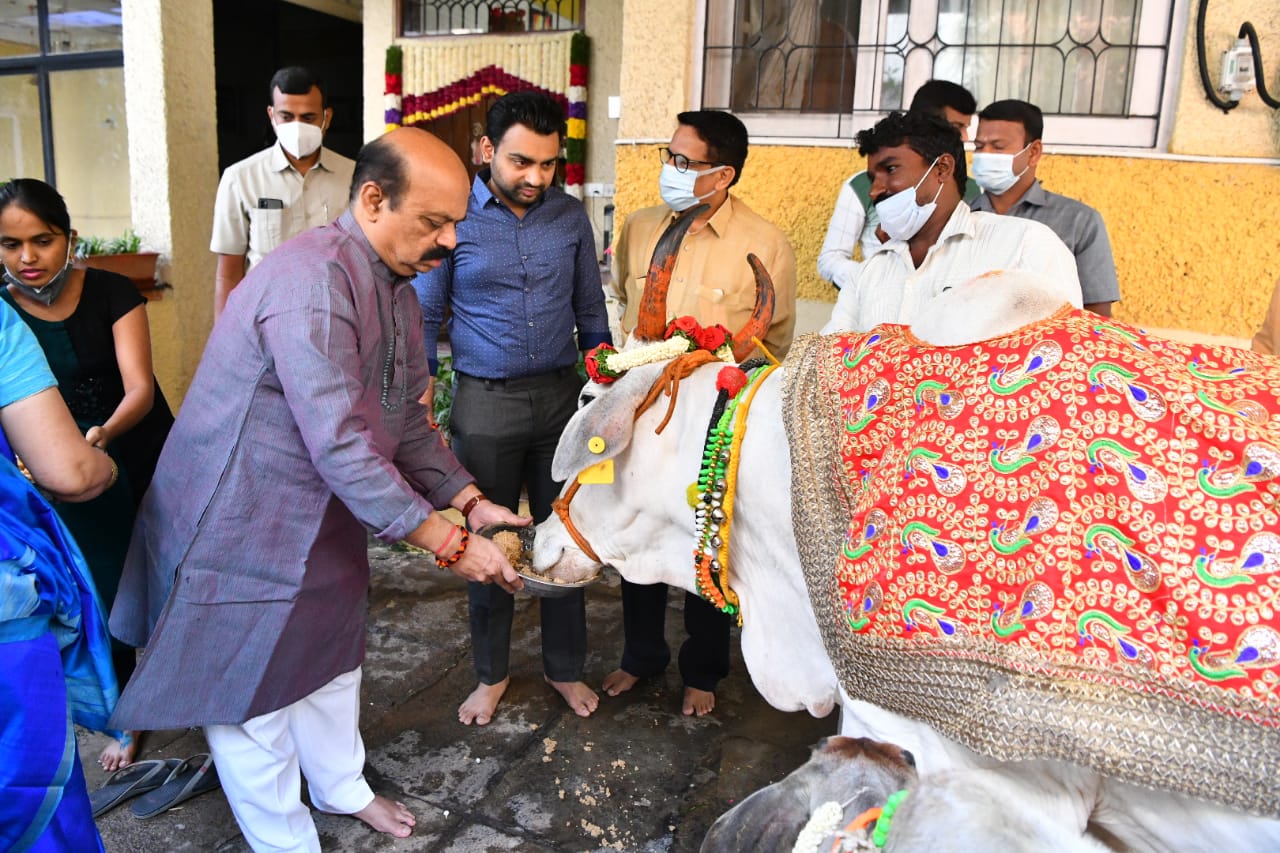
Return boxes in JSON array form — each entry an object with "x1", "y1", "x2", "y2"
[{"x1": 532, "y1": 213, "x2": 1280, "y2": 850}]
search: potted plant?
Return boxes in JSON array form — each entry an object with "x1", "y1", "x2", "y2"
[{"x1": 74, "y1": 229, "x2": 160, "y2": 292}]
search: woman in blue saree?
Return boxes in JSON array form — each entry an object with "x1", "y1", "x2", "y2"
[{"x1": 0, "y1": 299, "x2": 117, "y2": 852}]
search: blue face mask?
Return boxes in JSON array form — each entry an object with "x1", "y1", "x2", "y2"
[{"x1": 658, "y1": 162, "x2": 725, "y2": 212}]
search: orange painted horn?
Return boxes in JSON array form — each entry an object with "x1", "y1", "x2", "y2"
[
  {"x1": 730, "y1": 253, "x2": 775, "y2": 362},
  {"x1": 634, "y1": 203, "x2": 710, "y2": 341}
]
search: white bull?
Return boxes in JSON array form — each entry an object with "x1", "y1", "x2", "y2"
[{"x1": 533, "y1": 273, "x2": 1280, "y2": 851}]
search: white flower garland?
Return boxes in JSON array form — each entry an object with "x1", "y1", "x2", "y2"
[
  {"x1": 793, "y1": 800, "x2": 844, "y2": 853},
  {"x1": 617, "y1": 338, "x2": 734, "y2": 371}
]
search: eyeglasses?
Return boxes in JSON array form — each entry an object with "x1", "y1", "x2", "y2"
[{"x1": 658, "y1": 147, "x2": 720, "y2": 173}]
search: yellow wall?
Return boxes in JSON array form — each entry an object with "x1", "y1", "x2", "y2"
[
  {"x1": 614, "y1": 0, "x2": 1280, "y2": 339},
  {"x1": 1170, "y1": 0, "x2": 1280, "y2": 156}
]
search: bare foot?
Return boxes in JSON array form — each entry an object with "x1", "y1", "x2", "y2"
[
  {"x1": 352, "y1": 795, "x2": 415, "y2": 838},
  {"x1": 459, "y1": 678, "x2": 508, "y2": 725},
  {"x1": 683, "y1": 686, "x2": 716, "y2": 716},
  {"x1": 601, "y1": 668, "x2": 640, "y2": 697},
  {"x1": 99, "y1": 731, "x2": 138, "y2": 772},
  {"x1": 545, "y1": 676, "x2": 599, "y2": 717}
]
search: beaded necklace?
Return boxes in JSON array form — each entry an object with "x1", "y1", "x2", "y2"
[{"x1": 692, "y1": 362, "x2": 777, "y2": 625}]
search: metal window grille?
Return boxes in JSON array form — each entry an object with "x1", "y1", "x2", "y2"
[
  {"x1": 702, "y1": 0, "x2": 1172, "y2": 139},
  {"x1": 401, "y1": 0, "x2": 583, "y2": 36}
]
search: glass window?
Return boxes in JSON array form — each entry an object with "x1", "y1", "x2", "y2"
[
  {"x1": 401, "y1": 0, "x2": 583, "y2": 37},
  {"x1": 701, "y1": 0, "x2": 1174, "y2": 147},
  {"x1": 51, "y1": 66, "x2": 130, "y2": 236},
  {"x1": 46, "y1": 0, "x2": 124, "y2": 55},
  {"x1": 0, "y1": 73, "x2": 44, "y2": 178},
  {"x1": 0, "y1": 4, "x2": 41, "y2": 58},
  {"x1": 0, "y1": 0, "x2": 128, "y2": 224}
]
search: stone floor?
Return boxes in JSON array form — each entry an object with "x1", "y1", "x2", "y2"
[{"x1": 83, "y1": 538, "x2": 836, "y2": 852}]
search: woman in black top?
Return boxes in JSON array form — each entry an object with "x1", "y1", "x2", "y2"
[{"x1": 0, "y1": 178, "x2": 173, "y2": 772}]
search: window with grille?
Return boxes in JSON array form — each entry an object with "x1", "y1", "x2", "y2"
[
  {"x1": 700, "y1": 0, "x2": 1175, "y2": 147},
  {"x1": 401, "y1": 0, "x2": 583, "y2": 36}
]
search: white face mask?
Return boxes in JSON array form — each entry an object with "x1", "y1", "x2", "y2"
[
  {"x1": 971, "y1": 142, "x2": 1033, "y2": 194},
  {"x1": 274, "y1": 119, "x2": 324, "y2": 159},
  {"x1": 875, "y1": 156, "x2": 943, "y2": 242},
  {"x1": 658, "y1": 162, "x2": 725, "y2": 212}
]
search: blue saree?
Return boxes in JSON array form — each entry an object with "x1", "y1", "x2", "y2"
[{"x1": 0, "y1": 426, "x2": 116, "y2": 853}]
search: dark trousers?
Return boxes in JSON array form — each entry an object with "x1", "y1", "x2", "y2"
[
  {"x1": 450, "y1": 367, "x2": 587, "y2": 684},
  {"x1": 619, "y1": 580, "x2": 731, "y2": 692}
]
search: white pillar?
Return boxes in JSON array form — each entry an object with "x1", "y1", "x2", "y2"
[{"x1": 122, "y1": 0, "x2": 219, "y2": 404}]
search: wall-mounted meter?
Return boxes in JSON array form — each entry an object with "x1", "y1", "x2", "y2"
[{"x1": 1219, "y1": 39, "x2": 1257, "y2": 101}]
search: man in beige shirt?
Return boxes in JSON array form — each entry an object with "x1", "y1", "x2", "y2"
[
  {"x1": 607, "y1": 112, "x2": 796, "y2": 360},
  {"x1": 211, "y1": 66, "x2": 355, "y2": 319},
  {"x1": 603, "y1": 110, "x2": 796, "y2": 716}
]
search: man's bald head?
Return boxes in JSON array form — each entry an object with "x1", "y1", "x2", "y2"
[
  {"x1": 349, "y1": 126, "x2": 468, "y2": 209},
  {"x1": 351, "y1": 127, "x2": 470, "y2": 277}
]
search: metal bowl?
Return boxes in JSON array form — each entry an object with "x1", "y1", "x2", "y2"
[{"x1": 475, "y1": 523, "x2": 599, "y2": 597}]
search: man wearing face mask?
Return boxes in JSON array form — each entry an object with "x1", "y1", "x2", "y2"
[
  {"x1": 211, "y1": 66, "x2": 355, "y2": 320},
  {"x1": 604, "y1": 109, "x2": 795, "y2": 717},
  {"x1": 818, "y1": 79, "x2": 981, "y2": 292},
  {"x1": 607, "y1": 110, "x2": 795, "y2": 359},
  {"x1": 969, "y1": 99, "x2": 1120, "y2": 317},
  {"x1": 823, "y1": 110, "x2": 1080, "y2": 334}
]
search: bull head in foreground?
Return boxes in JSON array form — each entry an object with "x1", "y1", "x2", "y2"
[{"x1": 535, "y1": 269, "x2": 1280, "y2": 851}]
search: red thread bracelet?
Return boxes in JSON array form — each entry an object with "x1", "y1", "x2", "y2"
[
  {"x1": 433, "y1": 525, "x2": 459, "y2": 557},
  {"x1": 435, "y1": 527, "x2": 469, "y2": 568}
]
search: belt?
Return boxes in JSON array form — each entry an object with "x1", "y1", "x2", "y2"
[{"x1": 456, "y1": 365, "x2": 579, "y2": 391}]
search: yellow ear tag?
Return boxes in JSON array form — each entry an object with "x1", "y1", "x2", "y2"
[
  {"x1": 587, "y1": 435, "x2": 607, "y2": 454},
  {"x1": 686, "y1": 482, "x2": 701, "y2": 509},
  {"x1": 578, "y1": 459, "x2": 614, "y2": 485}
]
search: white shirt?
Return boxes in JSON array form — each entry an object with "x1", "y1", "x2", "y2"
[
  {"x1": 816, "y1": 171, "x2": 884, "y2": 291},
  {"x1": 822, "y1": 202, "x2": 1081, "y2": 334},
  {"x1": 210, "y1": 143, "x2": 355, "y2": 270}
]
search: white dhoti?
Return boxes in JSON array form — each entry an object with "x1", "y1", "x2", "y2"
[{"x1": 205, "y1": 667, "x2": 374, "y2": 853}]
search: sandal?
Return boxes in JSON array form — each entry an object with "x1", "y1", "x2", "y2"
[
  {"x1": 90, "y1": 758, "x2": 182, "y2": 817},
  {"x1": 129, "y1": 753, "x2": 221, "y2": 819}
]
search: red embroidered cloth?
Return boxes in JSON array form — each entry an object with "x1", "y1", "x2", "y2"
[{"x1": 786, "y1": 307, "x2": 1280, "y2": 815}]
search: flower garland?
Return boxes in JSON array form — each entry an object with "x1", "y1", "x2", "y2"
[
  {"x1": 792, "y1": 800, "x2": 843, "y2": 853},
  {"x1": 382, "y1": 32, "x2": 589, "y2": 195},
  {"x1": 792, "y1": 788, "x2": 910, "y2": 852},
  {"x1": 584, "y1": 317, "x2": 735, "y2": 384},
  {"x1": 693, "y1": 362, "x2": 778, "y2": 624},
  {"x1": 871, "y1": 790, "x2": 909, "y2": 847},
  {"x1": 385, "y1": 46, "x2": 403, "y2": 131},
  {"x1": 564, "y1": 32, "x2": 588, "y2": 198}
]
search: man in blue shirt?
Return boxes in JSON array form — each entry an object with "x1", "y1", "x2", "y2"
[{"x1": 415, "y1": 92, "x2": 612, "y2": 726}]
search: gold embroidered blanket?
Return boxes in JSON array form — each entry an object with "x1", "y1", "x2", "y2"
[{"x1": 783, "y1": 309, "x2": 1280, "y2": 816}]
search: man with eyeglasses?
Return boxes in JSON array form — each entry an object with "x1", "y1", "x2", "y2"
[{"x1": 604, "y1": 109, "x2": 796, "y2": 716}]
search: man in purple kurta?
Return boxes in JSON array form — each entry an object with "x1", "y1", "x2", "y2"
[{"x1": 109, "y1": 129, "x2": 525, "y2": 851}]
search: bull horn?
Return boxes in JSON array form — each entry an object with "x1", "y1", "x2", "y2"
[
  {"x1": 730, "y1": 253, "x2": 775, "y2": 361},
  {"x1": 634, "y1": 203, "x2": 710, "y2": 341}
]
